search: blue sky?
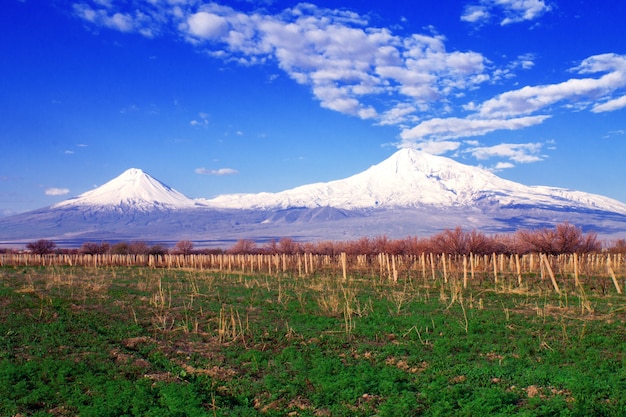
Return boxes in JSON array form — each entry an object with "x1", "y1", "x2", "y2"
[{"x1": 2, "y1": 0, "x2": 626, "y2": 216}]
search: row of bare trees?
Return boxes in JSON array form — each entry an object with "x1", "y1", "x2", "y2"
[
  {"x1": 10, "y1": 223, "x2": 625, "y2": 256},
  {"x1": 229, "y1": 223, "x2": 611, "y2": 255},
  {"x1": 13, "y1": 240, "x2": 197, "y2": 256}
]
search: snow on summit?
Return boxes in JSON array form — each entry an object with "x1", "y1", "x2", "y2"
[
  {"x1": 51, "y1": 150, "x2": 626, "y2": 216},
  {"x1": 202, "y1": 148, "x2": 626, "y2": 213},
  {"x1": 3, "y1": 150, "x2": 626, "y2": 244},
  {"x1": 202, "y1": 148, "x2": 490, "y2": 209},
  {"x1": 53, "y1": 168, "x2": 197, "y2": 210}
]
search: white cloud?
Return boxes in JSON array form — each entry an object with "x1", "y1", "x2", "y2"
[
  {"x1": 73, "y1": 4, "x2": 135, "y2": 32},
  {"x1": 190, "y1": 112, "x2": 209, "y2": 127},
  {"x1": 493, "y1": 161, "x2": 515, "y2": 170},
  {"x1": 468, "y1": 142, "x2": 544, "y2": 163},
  {"x1": 108, "y1": 12, "x2": 134, "y2": 32},
  {"x1": 400, "y1": 115, "x2": 550, "y2": 142},
  {"x1": 517, "y1": 53, "x2": 536, "y2": 70},
  {"x1": 195, "y1": 167, "x2": 239, "y2": 175},
  {"x1": 419, "y1": 53, "x2": 626, "y2": 155},
  {"x1": 45, "y1": 188, "x2": 70, "y2": 196},
  {"x1": 407, "y1": 140, "x2": 462, "y2": 155},
  {"x1": 72, "y1": 1, "x2": 489, "y2": 126},
  {"x1": 592, "y1": 95, "x2": 626, "y2": 113},
  {"x1": 187, "y1": 12, "x2": 228, "y2": 39},
  {"x1": 499, "y1": 0, "x2": 551, "y2": 25},
  {"x1": 72, "y1": 3, "x2": 162, "y2": 37},
  {"x1": 69, "y1": 2, "x2": 625, "y2": 168},
  {"x1": 462, "y1": 0, "x2": 551, "y2": 26},
  {"x1": 377, "y1": 103, "x2": 419, "y2": 126},
  {"x1": 460, "y1": 6, "x2": 490, "y2": 23},
  {"x1": 478, "y1": 54, "x2": 626, "y2": 118}
]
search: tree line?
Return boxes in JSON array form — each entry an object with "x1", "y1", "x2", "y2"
[
  {"x1": 229, "y1": 223, "x2": 617, "y2": 255},
  {"x1": 7, "y1": 223, "x2": 625, "y2": 256}
]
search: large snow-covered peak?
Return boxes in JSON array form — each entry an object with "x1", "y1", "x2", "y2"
[
  {"x1": 203, "y1": 148, "x2": 626, "y2": 214},
  {"x1": 204, "y1": 148, "x2": 511, "y2": 209},
  {"x1": 348, "y1": 148, "x2": 511, "y2": 203},
  {"x1": 53, "y1": 168, "x2": 197, "y2": 211}
]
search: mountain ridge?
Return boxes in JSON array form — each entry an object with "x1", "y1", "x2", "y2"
[
  {"x1": 1, "y1": 148, "x2": 626, "y2": 246},
  {"x1": 201, "y1": 148, "x2": 626, "y2": 213}
]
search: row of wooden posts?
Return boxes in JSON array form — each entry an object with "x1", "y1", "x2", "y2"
[{"x1": 1, "y1": 252, "x2": 624, "y2": 294}]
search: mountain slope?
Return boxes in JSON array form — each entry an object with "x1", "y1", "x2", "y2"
[
  {"x1": 53, "y1": 168, "x2": 198, "y2": 211},
  {"x1": 1, "y1": 150, "x2": 626, "y2": 246},
  {"x1": 202, "y1": 148, "x2": 626, "y2": 214}
]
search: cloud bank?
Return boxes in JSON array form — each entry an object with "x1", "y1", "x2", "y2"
[
  {"x1": 70, "y1": 1, "x2": 626, "y2": 169},
  {"x1": 461, "y1": 0, "x2": 552, "y2": 26}
]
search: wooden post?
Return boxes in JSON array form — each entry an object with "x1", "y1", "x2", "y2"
[
  {"x1": 341, "y1": 252, "x2": 347, "y2": 282},
  {"x1": 429, "y1": 253, "x2": 436, "y2": 281},
  {"x1": 515, "y1": 253, "x2": 522, "y2": 286},
  {"x1": 607, "y1": 255, "x2": 622, "y2": 294},
  {"x1": 541, "y1": 254, "x2": 561, "y2": 294},
  {"x1": 573, "y1": 253, "x2": 581, "y2": 288},
  {"x1": 297, "y1": 254, "x2": 302, "y2": 277},
  {"x1": 463, "y1": 255, "x2": 468, "y2": 289},
  {"x1": 385, "y1": 253, "x2": 391, "y2": 278}
]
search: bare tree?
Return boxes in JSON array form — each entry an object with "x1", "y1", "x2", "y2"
[
  {"x1": 430, "y1": 227, "x2": 469, "y2": 254},
  {"x1": 228, "y1": 239, "x2": 257, "y2": 254},
  {"x1": 174, "y1": 240, "x2": 194, "y2": 255},
  {"x1": 607, "y1": 239, "x2": 626, "y2": 254},
  {"x1": 314, "y1": 240, "x2": 338, "y2": 256},
  {"x1": 515, "y1": 223, "x2": 600, "y2": 254},
  {"x1": 262, "y1": 239, "x2": 278, "y2": 255},
  {"x1": 111, "y1": 242, "x2": 130, "y2": 255},
  {"x1": 401, "y1": 236, "x2": 430, "y2": 256},
  {"x1": 26, "y1": 239, "x2": 56, "y2": 255},
  {"x1": 277, "y1": 237, "x2": 298, "y2": 254},
  {"x1": 148, "y1": 244, "x2": 167, "y2": 256},
  {"x1": 129, "y1": 241, "x2": 149, "y2": 255},
  {"x1": 344, "y1": 237, "x2": 372, "y2": 255},
  {"x1": 79, "y1": 242, "x2": 110, "y2": 255}
]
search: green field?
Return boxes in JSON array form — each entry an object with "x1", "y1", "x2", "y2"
[{"x1": 1, "y1": 264, "x2": 625, "y2": 416}]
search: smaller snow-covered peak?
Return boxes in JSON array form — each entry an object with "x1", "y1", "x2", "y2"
[{"x1": 53, "y1": 168, "x2": 197, "y2": 210}]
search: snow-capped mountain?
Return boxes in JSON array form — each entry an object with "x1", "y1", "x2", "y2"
[
  {"x1": 53, "y1": 168, "x2": 198, "y2": 211},
  {"x1": 203, "y1": 148, "x2": 626, "y2": 214},
  {"x1": 1, "y1": 149, "x2": 626, "y2": 247}
]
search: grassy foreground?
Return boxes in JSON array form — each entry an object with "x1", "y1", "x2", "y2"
[{"x1": 1, "y1": 265, "x2": 625, "y2": 416}]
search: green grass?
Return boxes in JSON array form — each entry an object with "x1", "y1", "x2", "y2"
[{"x1": 0, "y1": 265, "x2": 625, "y2": 416}]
